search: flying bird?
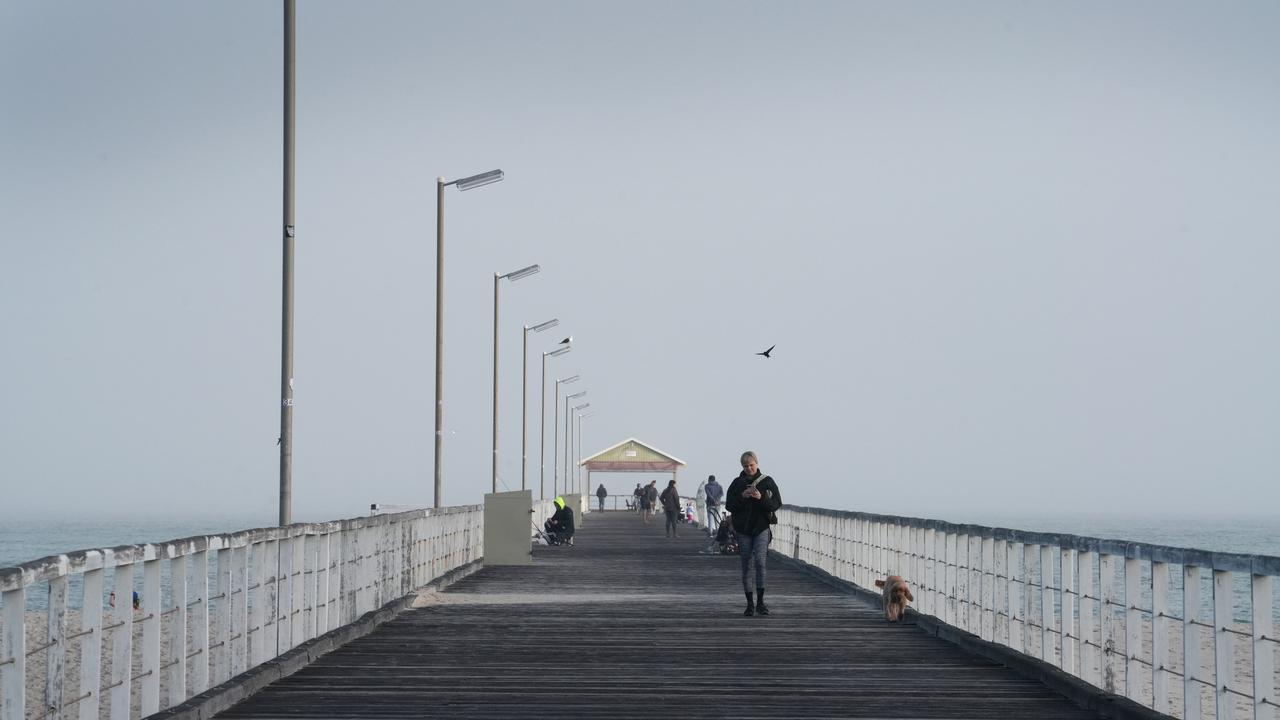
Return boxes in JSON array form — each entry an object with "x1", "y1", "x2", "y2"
[
  {"x1": 559, "y1": 336, "x2": 572, "y2": 344},
  {"x1": 757, "y1": 345, "x2": 775, "y2": 358}
]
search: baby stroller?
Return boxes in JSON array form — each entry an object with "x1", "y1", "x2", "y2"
[{"x1": 714, "y1": 516, "x2": 739, "y2": 555}]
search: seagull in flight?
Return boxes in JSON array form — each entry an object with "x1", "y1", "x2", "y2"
[
  {"x1": 559, "y1": 336, "x2": 572, "y2": 344},
  {"x1": 756, "y1": 345, "x2": 775, "y2": 359}
]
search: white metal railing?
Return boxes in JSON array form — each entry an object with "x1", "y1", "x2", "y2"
[
  {"x1": 774, "y1": 507, "x2": 1280, "y2": 720},
  {"x1": 0, "y1": 505, "x2": 482, "y2": 720}
]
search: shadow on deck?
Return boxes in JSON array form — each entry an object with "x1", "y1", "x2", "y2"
[{"x1": 213, "y1": 511, "x2": 1111, "y2": 719}]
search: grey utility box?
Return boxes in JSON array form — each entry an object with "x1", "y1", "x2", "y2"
[{"x1": 483, "y1": 489, "x2": 533, "y2": 566}]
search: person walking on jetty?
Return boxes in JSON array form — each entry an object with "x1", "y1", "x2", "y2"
[
  {"x1": 726, "y1": 450, "x2": 782, "y2": 616},
  {"x1": 704, "y1": 474, "x2": 724, "y2": 536},
  {"x1": 659, "y1": 479, "x2": 682, "y2": 538},
  {"x1": 639, "y1": 480, "x2": 654, "y2": 524},
  {"x1": 596, "y1": 483, "x2": 608, "y2": 511},
  {"x1": 645, "y1": 481, "x2": 659, "y2": 521}
]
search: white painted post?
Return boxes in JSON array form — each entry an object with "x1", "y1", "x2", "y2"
[
  {"x1": 1079, "y1": 551, "x2": 1098, "y2": 688},
  {"x1": 1252, "y1": 573, "x2": 1274, "y2": 720},
  {"x1": 1042, "y1": 545, "x2": 1055, "y2": 666},
  {"x1": 1183, "y1": 564, "x2": 1202, "y2": 720},
  {"x1": 981, "y1": 537, "x2": 995, "y2": 642},
  {"x1": 965, "y1": 535, "x2": 979, "y2": 633},
  {"x1": 995, "y1": 539, "x2": 1008, "y2": 646},
  {"x1": 1125, "y1": 557, "x2": 1142, "y2": 703},
  {"x1": 231, "y1": 543, "x2": 248, "y2": 676},
  {"x1": 248, "y1": 542, "x2": 264, "y2": 668},
  {"x1": 189, "y1": 549, "x2": 209, "y2": 695},
  {"x1": 79, "y1": 563, "x2": 103, "y2": 720},
  {"x1": 46, "y1": 574, "x2": 68, "y2": 718},
  {"x1": 944, "y1": 532, "x2": 957, "y2": 627},
  {"x1": 1100, "y1": 553, "x2": 1119, "y2": 694},
  {"x1": 109, "y1": 563, "x2": 133, "y2": 720},
  {"x1": 1, "y1": 586, "x2": 25, "y2": 720},
  {"x1": 276, "y1": 537, "x2": 292, "y2": 654},
  {"x1": 1009, "y1": 542, "x2": 1024, "y2": 653},
  {"x1": 342, "y1": 529, "x2": 357, "y2": 626},
  {"x1": 327, "y1": 532, "x2": 342, "y2": 633},
  {"x1": 1151, "y1": 561, "x2": 1170, "y2": 714},
  {"x1": 263, "y1": 539, "x2": 280, "y2": 656},
  {"x1": 213, "y1": 546, "x2": 232, "y2": 686},
  {"x1": 1025, "y1": 544, "x2": 1039, "y2": 659},
  {"x1": 303, "y1": 534, "x2": 317, "y2": 642},
  {"x1": 141, "y1": 555, "x2": 162, "y2": 715},
  {"x1": 956, "y1": 533, "x2": 970, "y2": 633},
  {"x1": 317, "y1": 533, "x2": 330, "y2": 636},
  {"x1": 1061, "y1": 548, "x2": 1077, "y2": 677},
  {"x1": 1213, "y1": 569, "x2": 1234, "y2": 720},
  {"x1": 923, "y1": 528, "x2": 936, "y2": 617},
  {"x1": 291, "y1": 533, "x2": 305, "y2": 645},
  {"x1": 168, "y1": 554, "x2": 187, "y2": 709}
]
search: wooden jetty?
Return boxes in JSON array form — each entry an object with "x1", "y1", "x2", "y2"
[{"x1": 214, "y1": 512, "x2": 1111, "y2": 719}]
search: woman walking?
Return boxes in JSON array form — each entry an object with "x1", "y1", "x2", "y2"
[
  {"x1": 659, "y1": 479, "x2": 682, "y2": 538},
  {"x1": 725, "y1": 450, "x2": 782, "y2": 616}
]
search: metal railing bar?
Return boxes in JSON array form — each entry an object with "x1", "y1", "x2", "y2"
[{"x1": 25, "y1": 638, "x2": 58, "y2": 656}]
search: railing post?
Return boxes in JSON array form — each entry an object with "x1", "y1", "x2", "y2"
[
  {"x1": 1025, "y1": 543, "x2": 1039, "y2": 659},
  {"x1": 1042, "y1": 545, "x2": 1055, "y2": 666},
  {"x1": 1125, "y1": 556, "x2": 1142, "y2": 703},
  {"x1": 303, "y1": 534, "x2": 317, "y2": 642},
  {"x1": 1100, "y1": 553, "x2": 1120, "y2": 694},
  {"x1": 1151, "y1": 560, "x2": 1170, "y2": 713},
  {"x1": 291, "y1": 533, "x2": 305, "y2": 645},
  {"x1": 1252, "y1": 573, "x2": 1274, "y2": 720},
  {"x1": 1079, "y1": 551, "x2": 1098, "y2": 687},
  {"x1": 248, "y1": 542, "x2": 265, "y2": 668},
  {"x1": 1061, "y1": 548, "x2": 1077, "y2": 676},
  {"x1": 109, "y1": 562, "x2": 134, "y2": 720},
  {"x1": 141, "y1": 553, "x2": 161, "y2": 715},
  {"x1": 317, "y1": 532, "x2": 331, "y2": 635},
  {"x1": 994, "y1": 538, "x2": 1008, "y2": 645},
  {"x1": 190, "y1": 548, "x2": 209, "y2": 695},
  {"x1": 214, "y1": 546, "x2": 232, "y2": 686},
  {"x1": 1183, "y1": 564, "x2": 1202, "y2": 720},
  {"x1": 276, "y1": 536, "x2": 293, "y2": 653},
  {"x1": 231, "y1": 542, "x2": 249, "y2": 676},
  {"x1": 1, "y1": 586, "x2": 26, "y2": 720},
  {"x1": 944, "y1": 531, "x2": 957, "y2": 627},
  {"x1": 79, "y1": 561, "x2": 103, "y2": 720},
  {"x1": 46, "y1": 573, "x2": 68, "y2": 720},
  {"x1": 1009, "y1": 541, "x2": 1024, "y2": 654},
  {"x1": 168, "y1": 553, "x2": 187, "y2": 709},
  {"x1": 1213, "y1": 569, "x2": 1234, "y2": 720},
  {"x1": 980, "y1": 536, "x2": 995, "y2": 642},
  {"x1": 262, "y1": 539, "x2": 279, "y2": 658}
]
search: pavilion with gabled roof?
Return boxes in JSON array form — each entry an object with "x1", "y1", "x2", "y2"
[{"x1": 578, "y1": 438, "x2": 686, "y2": 491}]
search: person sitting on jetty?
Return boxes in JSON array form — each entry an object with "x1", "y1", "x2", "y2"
[{"x1": 544, "y1": 496, "x2": 575, "y2": 545}]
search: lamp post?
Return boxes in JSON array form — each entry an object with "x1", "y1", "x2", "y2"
[
  {"x1": 576, "y1": 412, "x2": 594, "y2": 494},
  {"x1": 555, "y1": 385, "x2": 584, "y2": 496},
  {"x1": 540, "y1": 343, "x2": 571, "y2": 500},
  {"x1": 564, "y1": 394, "x2": 587, "y2": 495},
  {"x1": 522, "y1": 320, "x2": 558, "y2": 491},
  {"x1": 492, "y1": 264, "x2": 540, "y2": 494},
  {"x1": 569, "y1": 404, "x2": 590, "y2": 494},
  {"x1": 435, "y1": 168, "x2": 504, "y2": 507},
  {"x1": 278, "y1": 0, "x2": 296, "y2": 526}
]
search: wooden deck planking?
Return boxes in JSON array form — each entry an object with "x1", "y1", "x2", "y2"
[{"x1": 216, "y1": 512, "x2": 1108, "y2": 719}]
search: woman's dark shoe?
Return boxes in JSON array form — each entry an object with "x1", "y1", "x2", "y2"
[
  {"x1": 743, "y1": 605, "x2": 755, "y2": 616},
  {"x1": 755, "y1": 603, "x2": 770, "y2": 616}
]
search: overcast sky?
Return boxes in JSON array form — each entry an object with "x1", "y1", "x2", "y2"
[{"x1": 2, "y1": 1, "x2": 1277, "y2": 524}]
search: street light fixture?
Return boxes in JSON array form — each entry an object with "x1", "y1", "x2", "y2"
[
  {"x1": 569, "y1": 403, "x2": 590, "y2": 494},
  {"x1": 492, "y1": 264, "x2": 541, "y2": 494},
  {"x1": 522, "y1": 319, "x2": 558, "y2": 492},
  {"x1": 435, "y1": 168, "x2": 504, "y2": 507},
  {"x1": 540, "y1": 344, "x2": 571, "y2": 500},
  {"x1": 555, "y1": 385, "x2": 584, "y2": 496}
]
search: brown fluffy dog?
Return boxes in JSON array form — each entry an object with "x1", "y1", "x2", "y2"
[{"x1": 874, "y1": 575, "x2": 914, "y2": 622}]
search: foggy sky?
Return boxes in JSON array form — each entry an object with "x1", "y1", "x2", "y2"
[{"x1": 2, "y1": 1, "x2": 1277, "y2": 523}]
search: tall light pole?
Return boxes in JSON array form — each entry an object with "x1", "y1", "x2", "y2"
[
  {"x1": 540, "y1": 342, "x2": 571, "y2": 500},
  {"x1": 554, "y1": 381, "x2": 582, "y2": 497},
  {"x1": 576, "y1": 411, "x2": 594, "y2": 494},
  {"x1": 522, "y1": 319, "x2": 558, "y2": 491},
  {"x1": 563, "y1": 392, "x2": 587, "y2": 495},
  {"x1": 434, "y1": 168, "x2": 503, "y2": 507},
  {"x1": 492, "y1": 264, "x2": 540, "y2": 494},
  {"x1": 570, "y1": 404, "x2": 590, "y2": 493},
  {"x1": 279, "y1": 0, "x2": 296, "y2": 527}
]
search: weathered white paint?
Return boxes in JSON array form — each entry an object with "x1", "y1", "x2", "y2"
[
  {"x1": 1183, "y1": 564, "x2": 1202, "y2": 720},
  {"x1": 1, "y1": 586, "x2": 24, "y2": 720},
  {"x1": 1061, "y1": 548, "x2": 1076, "y2": 676},
  {"x1": 1041, "y1": 545, "x2": 1054, "y2": 666},
  {"x1": 231, "y1": 543, "x2": 248, "y2": 677},
  {"x1": 1099, "y1": 553, "x2": 1119, "y2": 694},
  {"x1": 1151, "y1": 560, "x2": 1170, "y2": 714},
  {"x1": 1252, "y1": 573, "x2": 1274, "y2": 720},
  {"x1": 291, "y1": 534, "x2": 305, "y2": 646},
  {"x1": 1009, "y1": 541, "x2": 1024, "y2": 653},
  {"x1": 46, "y1": 573, "x2": 67, "y2": 719},
  {"x1": 1025, "y1": 544, "x2": 1039, "y2": 660},
  {"x1": 109, "y1": 562, "x2": 132, "y2": 720},
  {"x1": 1079, "y1": 551, "x2": 1099, "y2": 688},
  {"x1": 79, "y1": 564, "x2": 103, "y2": 720},
  {"x1": 168, "y1": 554, "x2": 187, "y2": 709},
  {"x1": 1125, "y1": 556, "x2": 1142, "y2": 703},
  {"x1": 213, "y1": 547, "x2": 232, "y2": 686},
  {"x1": 276, "y1": 536, "x2": 293, "y2": 655},
  {"x1": 1213, "y1": 569, "x2": 1234, "y2": 720},
  {"x1": 141, "y1": 556, "x2": 161, "y2": 715}
]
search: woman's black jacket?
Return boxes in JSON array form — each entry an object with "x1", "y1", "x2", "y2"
[{"x1": 725, "y1": 471, "x2": 782, "y2": 536}]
